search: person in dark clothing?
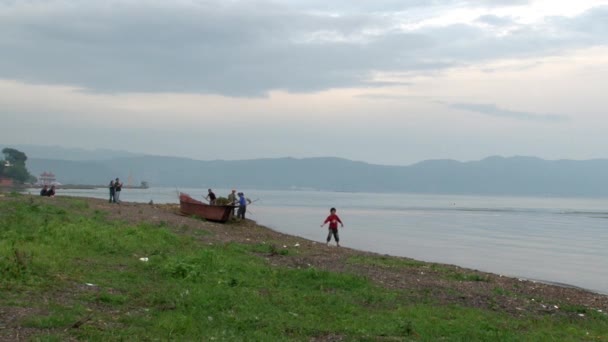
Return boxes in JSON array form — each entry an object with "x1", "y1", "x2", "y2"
[
  {"x1": 321, "y1": 207, "x2": 344, "y2": 247},
  {"x1": 114, "y1": 178, "x2": 122, "y2": 203},
  {"x1": 46, "y1": 185, "x2": 56, "y2": 197},
  {"x1": 237, "y1": 192, "x2": 247, "y2": 219},
  {"x1": 206, "y1": 189, "x2": 217, "y2": 205},
  {"x1": 40, "y1": 185, "x2": 49, "y2": 196},
  {"x1": 109, "y1": 180, "x2": 115, "y2": 203}
]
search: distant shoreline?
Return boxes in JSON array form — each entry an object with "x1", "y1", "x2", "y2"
[{"x1": 17, "y1": 184, "x2": 150, "y2": 190}]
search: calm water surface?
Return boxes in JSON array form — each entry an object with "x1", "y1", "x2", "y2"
[{"x1": 29, "y1": 187, "x2": 608, "y2": 294}]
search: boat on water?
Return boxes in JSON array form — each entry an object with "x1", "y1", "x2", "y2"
[
  {"x1": 179, "y1": 193, "x2": 234, "y2": 223},
  {"x1": 124, "y1": 181, "x2": 150, "y2": 189}
]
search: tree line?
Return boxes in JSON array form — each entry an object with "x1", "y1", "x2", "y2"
[{"x1": 0, "y1": 148, "x2": 36, "y2": 183}]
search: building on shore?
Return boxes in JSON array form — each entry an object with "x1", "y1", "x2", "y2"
[
  {"x1": 38, "y1": 172, "x2": 57, "y2": 186},
  {"x1": 0, "y1": 177, "x2": 14, "y2": 187}
]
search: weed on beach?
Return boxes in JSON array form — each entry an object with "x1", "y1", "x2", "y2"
[{"x1": 0, "y1": 196, "x2": 607, "y2": 340}]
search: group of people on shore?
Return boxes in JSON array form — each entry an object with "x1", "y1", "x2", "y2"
[
  {"x1": 206, "y1": 188, "x2": 343, "y2": 245},
  {"x1": 108, "y1": 178, "x2": 123, "y2": 203},
  {"x1": 37, "y1": 178, "x2": 342, "y2": 245},
  {"x1": 205, "y1": 188, "x2": 249, "y2": 219},
  {"x1": 39, "y1": 185, "x2": 56, "y2": 197}
]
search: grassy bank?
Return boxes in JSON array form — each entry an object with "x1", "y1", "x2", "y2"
[{"x1": 1, "y1": 195, "x2": 607, "y2": 341}]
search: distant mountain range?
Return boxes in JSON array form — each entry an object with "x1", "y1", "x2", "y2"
[
  {"x1": 5, "y1": 144, "x2": 608, "y2": 196},
  {"x1": 1, "y1": 144, "x2": 144, "y2": 161}
]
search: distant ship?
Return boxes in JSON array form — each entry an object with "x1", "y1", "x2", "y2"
[
  {"x1": 124, "y1": 171, "x2": 149, "y2": 189},
  {"x1": 124, "y1": 181, "x2": 149, "y2": 189}
]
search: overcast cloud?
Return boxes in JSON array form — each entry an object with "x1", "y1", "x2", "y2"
[
  {"x1": 0, "y1": 1, "x2": 606, "y2": 95},
  {"x1": 450, "y1": 103, "x2": 569, "y2": 122},
  {"x1": 1, "y1": 0, "x2": 607, "y2": 165}
]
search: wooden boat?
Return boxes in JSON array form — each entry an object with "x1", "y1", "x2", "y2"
[{"x1": 179, "y1": 192, "x2": 234, "y2": 223}]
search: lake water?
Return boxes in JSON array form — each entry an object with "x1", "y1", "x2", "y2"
[{"x1": 28, "y1": 187, "x2": 608, "y2": 294}]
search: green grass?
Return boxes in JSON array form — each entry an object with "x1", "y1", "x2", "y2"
[
  {"x1": 249, "y1": 242, "x2": 293, "y2": 256},
  {"x1": 1, "y1": 196, "x2": 607, "y2": 341},
  {"x1": 347, "y1": 255, "x2": 427, "y2": 269},
  {"x1": 348, "y1": 255, "x2": 489, "y2": 283}
]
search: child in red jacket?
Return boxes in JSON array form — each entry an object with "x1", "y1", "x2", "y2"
[{"x1": 321, "y1": 207, "x2": 344, "y2": 247}]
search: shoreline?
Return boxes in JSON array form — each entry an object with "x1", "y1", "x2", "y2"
[
  {"x1": 3, "y1": 194, "x2": 608, "y2": 339},
  {"x1": 239, "y1": 206, "x2": 608, "y2": 296},
  {"x1": 6, "y1": 192, "x2": 608, "y2": 297},
  {"x1": 6, "y1": 194, "x2": 607, "y2": 314}
]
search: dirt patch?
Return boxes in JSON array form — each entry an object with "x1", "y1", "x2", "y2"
[{"x1": 0, "y1": 305, "x2": 61, "y2": 342}]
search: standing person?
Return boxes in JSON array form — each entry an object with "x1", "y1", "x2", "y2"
[
  {"x1": 40, "y1": 185, "x2": 49, "y2": 196},
  {"x1": 206, "y1": 189, "x2": 217, "y2": 205},
  {"x1": 109, "y1": 180, "x2": 115, "y2": 203},
  {"x1": 320, "y1": 207, "x2": 344, "y2": 247},
  {"x1": 227, "y1": 189, "x2": 237, "y2": 215},
  {"x1": 114, "y1": 178, "x2": 122, "y2": 203},
  {"x1": 237, "y1": 192, "x2": 247, "y2": 219}
]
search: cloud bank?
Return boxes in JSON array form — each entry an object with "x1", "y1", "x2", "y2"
[
  {"x1": 450, "y1": 103, "x2": 568, "y2": 122},
  {"x1": 0, "y1": 1, "x2": 606, "y2": 96}
]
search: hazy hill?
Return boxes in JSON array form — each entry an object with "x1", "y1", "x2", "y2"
[
  {"x1": 0, "y1": 144, "x2": 144, "y2": 161},
  {"x1": 24, "y1": 152, "x2": 608, "y2": 196}
]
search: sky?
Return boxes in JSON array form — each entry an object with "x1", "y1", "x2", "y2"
[{"x1": 1, "y1": 0, "x2": 607, "y2": 165}]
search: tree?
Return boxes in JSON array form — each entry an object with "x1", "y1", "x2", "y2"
[
  {"x1": 1, "y1": 148, "x2": 34, "y2": 183},
  {"x1": 2, "y1": 148, "x2": 27, "y2": 165}
]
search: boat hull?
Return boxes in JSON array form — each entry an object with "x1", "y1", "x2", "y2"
[{"x1": 179, "y1": 193, "x2": 234, "y2": 223}]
